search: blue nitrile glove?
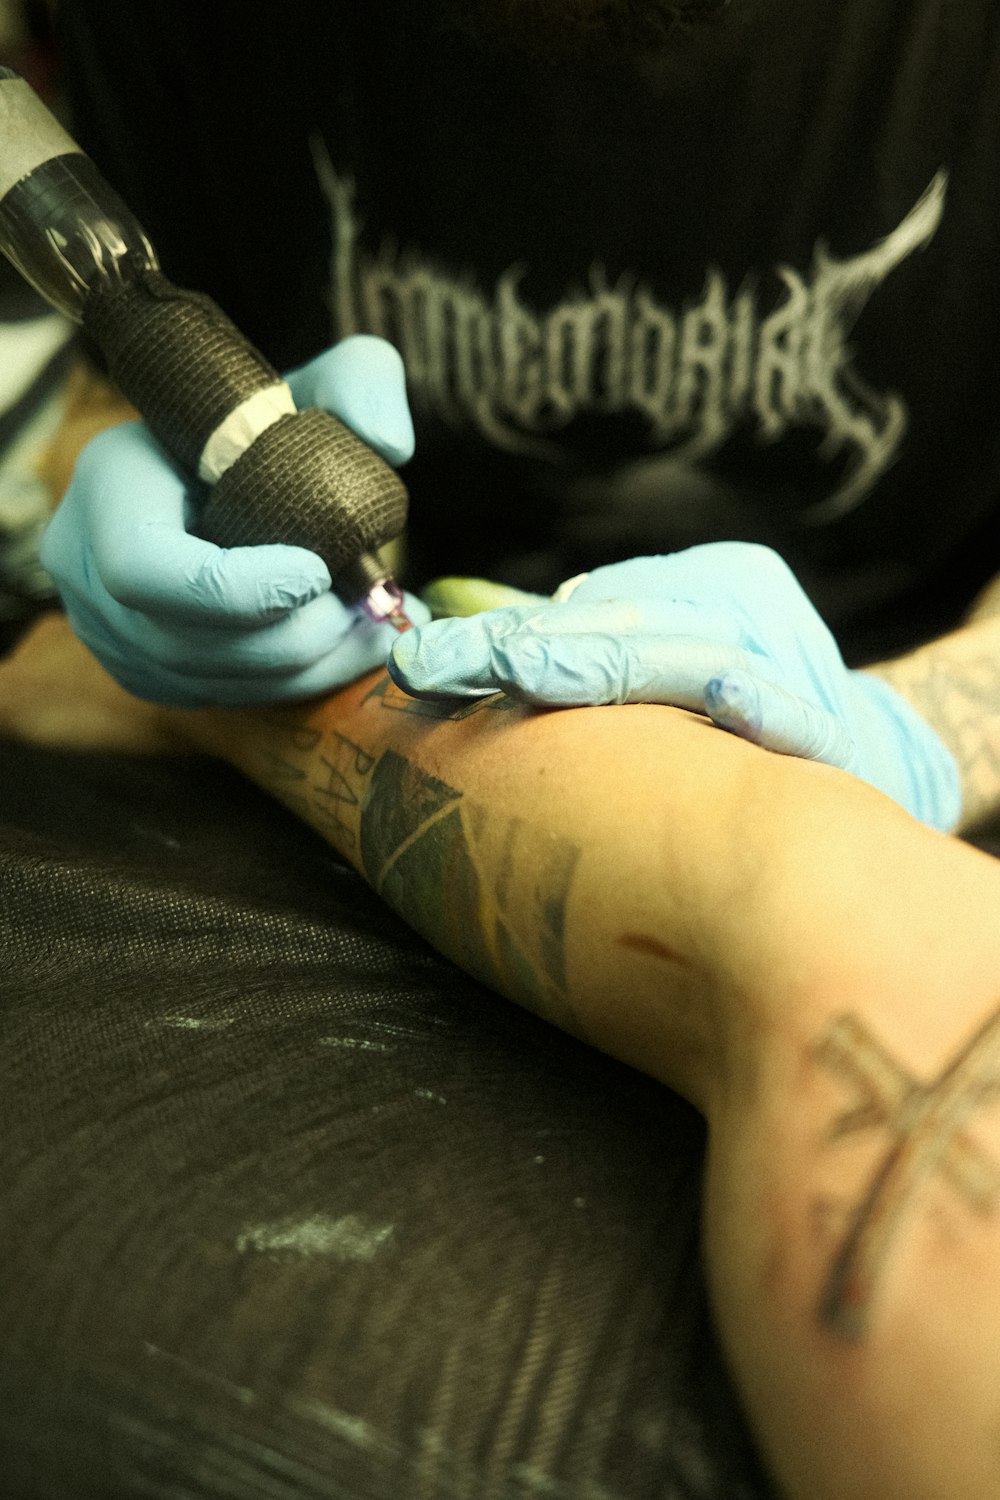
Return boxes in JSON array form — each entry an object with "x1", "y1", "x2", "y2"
[
  {"x1": 40, "y1": 334, "x2": 430, "y2": 706},
  {"x1": 389, "y1": 544, "x2": 961, "y2": 830}
]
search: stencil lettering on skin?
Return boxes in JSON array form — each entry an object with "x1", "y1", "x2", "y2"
[{"x1": 362, "y1": 673, "x2": 519, "y2": 720}]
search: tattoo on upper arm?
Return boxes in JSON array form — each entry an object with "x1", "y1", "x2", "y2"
[
  {"x1": 869, "y1": 651, "x2": 1000, "y2": 828},
  {"x1": 814, "y1": 1007, "x2": 1000, "y2": 1341},
  {"x1": 259, "y1": 699, "x2": 583, "y2": 1032}
]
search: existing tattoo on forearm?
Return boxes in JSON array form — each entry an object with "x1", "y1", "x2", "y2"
[
  {"x1": 813, "y1": 1007, "x2": 1000, "y2": 1341},
  {"x1": 255, "y1": 687, "x2": 583, "y2": 1034},
  {"x1": 361, "y1": 749, "x2": 582, "y2": 1031}
]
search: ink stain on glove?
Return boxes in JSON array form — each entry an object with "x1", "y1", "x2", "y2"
[{"x1": 704, "y1": 673, "x2": 764, "y2": 743}]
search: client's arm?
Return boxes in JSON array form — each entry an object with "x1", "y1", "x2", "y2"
[
  {"x1": 174, "y1": 655, "x2": 1000, "y2": 1500},
  {"x1": 5, "y1": 618, "x2": 1000, "y2": 1500}
]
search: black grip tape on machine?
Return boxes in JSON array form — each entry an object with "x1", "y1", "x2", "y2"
[{"x1": 0, "y1": 66, "x2": 412, "y2": 628}]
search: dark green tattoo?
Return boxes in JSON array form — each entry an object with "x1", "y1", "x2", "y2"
[
  {"x1": 259, "y1": 696, "x2": 583, "y2": 1031},
  {"x1": 360, "y1": 750, "x2": 581, "y2": 1030}
]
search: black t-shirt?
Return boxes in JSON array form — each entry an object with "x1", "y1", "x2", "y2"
[{"x1": 58, "y1": 0, "x2": 1000, "y2": 662}]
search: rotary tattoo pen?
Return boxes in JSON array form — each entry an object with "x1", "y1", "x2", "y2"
[{"x1": 0, "y1": 67, "x2": 413, "y2": 633}]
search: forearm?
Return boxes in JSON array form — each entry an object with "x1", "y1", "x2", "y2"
[
  {"x1": 176, "y1": 672, "x2": 778, "y2": 1114},
  {"x1": 186, "y1": 662, "x2": 990, "y2": 1128},
  {"x1": 176, "y1": 671, "x2": 1000, "y2": 1500},
  {"x1": 867, "y1": 579, "x2": 1000, "y2": 833},
  {"x1": 9, "y1": 616, "x2": 1000, "y2": 1497},
  {"x1": 175, "y1": 666, "x2": 1000, "y2": 1119}
]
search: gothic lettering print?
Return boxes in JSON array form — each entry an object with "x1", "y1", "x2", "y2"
[{"x1": 314, "y1": 139, "x2": 946, "y2": 521}]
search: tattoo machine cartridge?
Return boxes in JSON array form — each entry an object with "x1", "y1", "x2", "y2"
[{"x1": 0, "y1": 67, "x2": 412, "y2": 632}]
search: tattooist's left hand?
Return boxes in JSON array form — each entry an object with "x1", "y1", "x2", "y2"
[{"x1": 394, "y1": 544, "x2": 961, "y2": 830}]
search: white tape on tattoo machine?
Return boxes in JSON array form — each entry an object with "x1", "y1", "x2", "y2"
[{"x1": 0, "y1": 67, "x2": 412, "y2": 633}]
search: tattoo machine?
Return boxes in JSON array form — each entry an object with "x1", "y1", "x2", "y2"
[{"x1": 0, "y1": 68, "x2": 412, "y2": 632}]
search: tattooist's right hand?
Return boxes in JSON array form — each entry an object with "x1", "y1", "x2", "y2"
[{"x1": 39, "y1": 335, "x2": 429, "y2": 706}]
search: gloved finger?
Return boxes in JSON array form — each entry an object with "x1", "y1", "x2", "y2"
[
  {"x1": 704, "y1": 669, "x2": 857, "y2": 769},
  {"x1": 106, "y1": 607, "x2": 424, "y2": 708},
  {"x1": 196, "y1": 625, "x2": 424, "y2": 705},
  {"x1": 284, "y1": 335, "x2": 415, "y2": 466},
  {"x1": 66, "y1": 584, "x2": 430, "y2": 684},
  {"x1": 46, "y1": 424, "x2": 333, "y2": 624},
  {"x1": 389, "y1": 606, "x2": 584, "y2": 699},
  {"x1": 79, "y1": 588, "x2": 430, "y2": 708},
  {"x1": 389, "y1": 599, "x2": 747, "y2": 699},
  {"x1": 483, "y1": 633, "x2": 760, "y2": 709}
]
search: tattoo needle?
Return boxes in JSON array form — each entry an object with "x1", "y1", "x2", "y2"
[{"x1": 358, "y1": 576, "x2": 415, "y2": 633}]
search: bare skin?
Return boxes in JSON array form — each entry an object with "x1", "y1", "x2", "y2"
[{"x1": 4, "y1": 615, "x2": 1000, "y2": 1499}]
